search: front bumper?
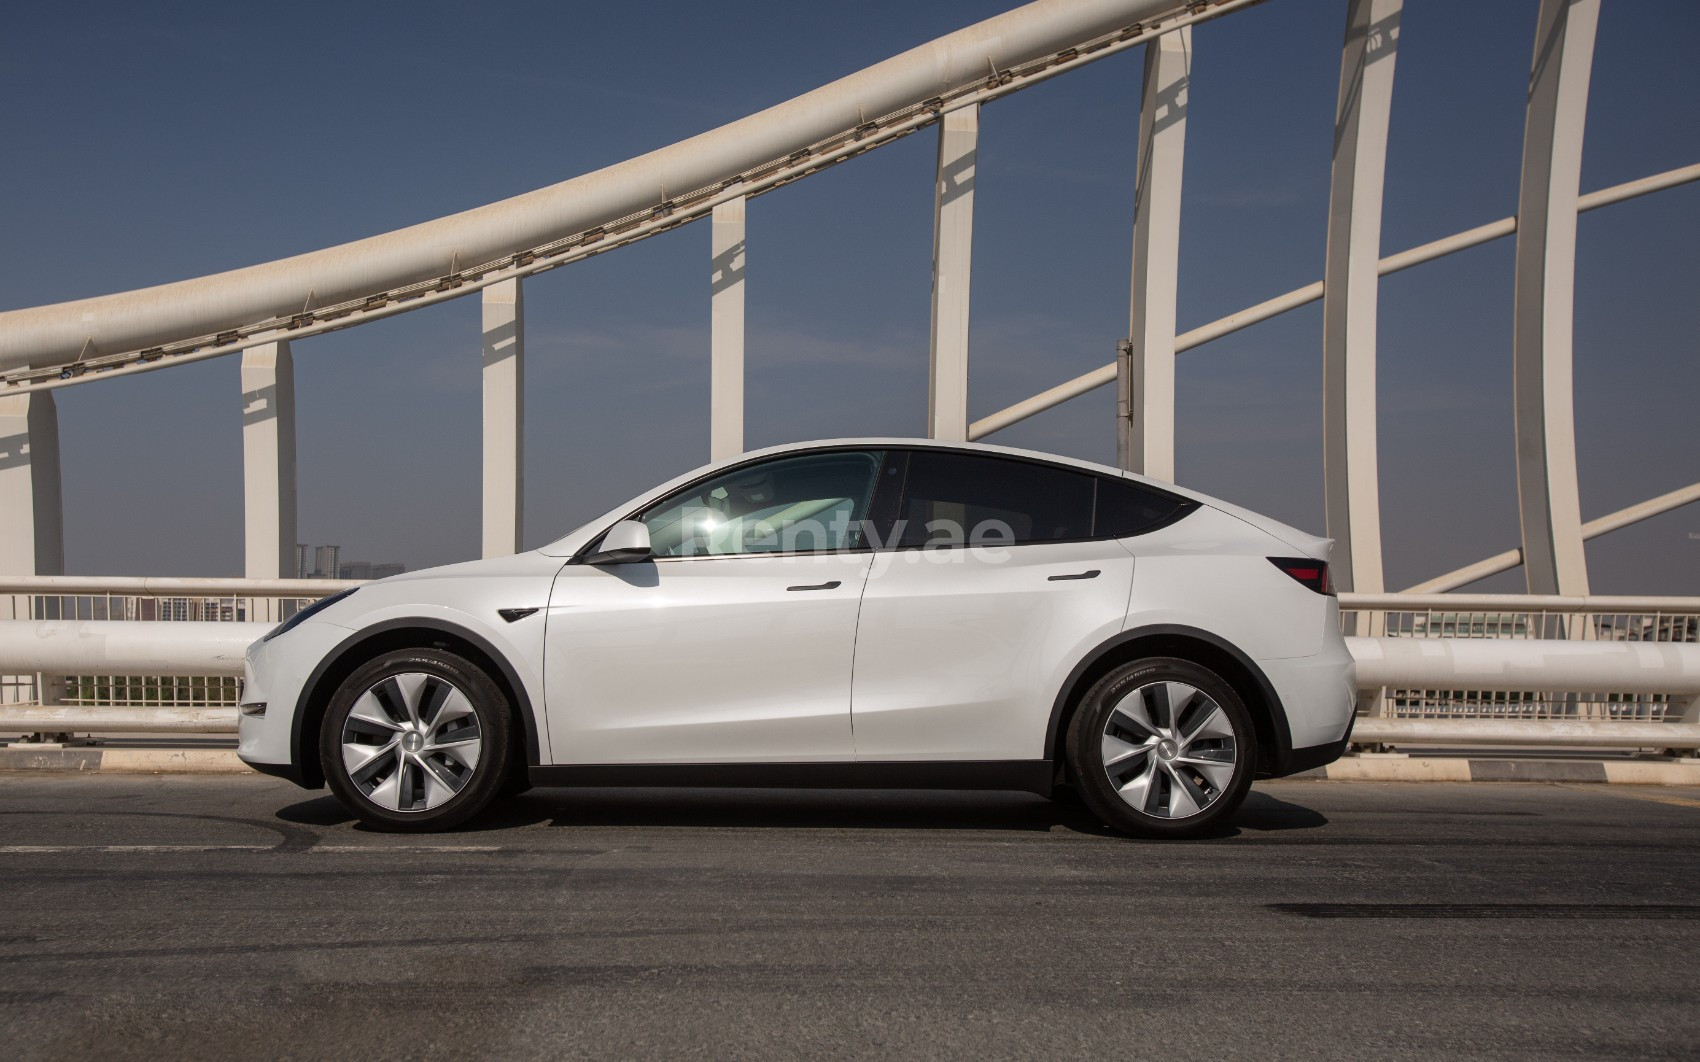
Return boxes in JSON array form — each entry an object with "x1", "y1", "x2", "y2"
[
  {"x1": 236, "y1": 619, "x2": 353, "y2": 787},
  {"x1": 239, "y1": 756, "x2": 311, "y2": 785}
]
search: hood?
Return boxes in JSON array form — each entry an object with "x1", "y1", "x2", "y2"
[{"x1": 373, "y1": 550, "x2": 565, "y2": 585}]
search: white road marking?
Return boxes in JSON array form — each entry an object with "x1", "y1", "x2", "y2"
[
  {"x1": 0, "y1": 845, "x2": 271, "y2": 853},
  {"x1": 1568, "y1": 786, "x2": 1700, "y2": 810},
  {"x1": 310, "y1": 845, "x2": 503, "y2": 853},
  {"x1": 0, "y1": 844, "x2": 503, "y2": 854}
]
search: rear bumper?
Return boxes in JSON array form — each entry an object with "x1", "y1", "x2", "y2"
[
  {"x1": 1256, "y1": 633, "x2": 1357, "y2": 776},
  {"x1": 1276, "y1": 710, "x2": 1356, "y2": 776}
]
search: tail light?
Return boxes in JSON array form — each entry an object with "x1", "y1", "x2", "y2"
[{"x1": 1269, "y1": 557, "x2": 1335, "y2": 596}]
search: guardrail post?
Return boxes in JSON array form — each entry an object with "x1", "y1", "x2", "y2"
[
  {"x1": 1120, "y1": 27, "x2": 1189, "y2": 479},
  {"x1": 1671, "y1": 692, "x2": 1700, "y2": 727},
  {"x1": 711, "y1": 196, "x2": 747, "y2": 461},
  {"x1": 482, "y1": 279, "x2": 525, "y2": 557},
  {"x1": 928, "y1": 105, "x2": 978, "y2": 442},
  {"x1": 17, "y1": 672, "x2": 77, "y2": 744},
  {"x1": 1513, "y1": 0, "x2": 1598, "y2": 596},
  {"x1": 1323, "y1": 0, "x2": 1399, "y2": 608},
  {"x1": 1667, "y1": 692, "x2": 1700, "y2": 762},
  {"x1": 241, "y1": 342, "x2": 297, "y2": 579}
]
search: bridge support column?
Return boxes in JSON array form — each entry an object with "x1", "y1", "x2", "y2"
[
  {"x1": 482, "y1": 279, "x2": 525, "y2": 558},
  {"x1": 928, "y1": 104, "x2": 978, "y2": 442},
  {"x1": 1513, "y1": 0, "x2": 1597, "y2": 595},
  {"x1": 1119, "y1": 27, "x2": 1190, "y2": 480},
  {"x1": 241, "y1": 342, "x2": 297, "y2": 579},
  {"x1": 1323, "y1": 0, "x2": 1400, "y2": 603},
  {"x1": 711, "y1": 196, "x2": 746, "y2": 461},
  {"x1": 0, "y1": 391, "x2": 64, "y2": 576}
]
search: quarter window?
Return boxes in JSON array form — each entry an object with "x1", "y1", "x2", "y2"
[
  {"x1": 636, "y1": 451, "x2": 883, "y2": 557},
  {"x1": 1094, "y1": 477, "x2": 1195, "y2": 538}
]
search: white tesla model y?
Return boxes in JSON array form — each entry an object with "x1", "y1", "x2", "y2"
[{"x1": 239, "y1": 439, "x2": 1355, "y2": 838}]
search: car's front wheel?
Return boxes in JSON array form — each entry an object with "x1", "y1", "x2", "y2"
[
  {"x1": 1066, "y1": 656, "x2": 1256, "y2": 838},
  {"x1": 320, "y1": 648, "x2": 511, "y2": 831}
]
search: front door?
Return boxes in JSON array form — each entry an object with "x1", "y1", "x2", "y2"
[{"x1": 543, "y1": 449, "x2": 885, "y2": 764}]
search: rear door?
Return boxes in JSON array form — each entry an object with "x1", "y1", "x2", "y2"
[{"x1": 849, "y1": 450, "x2": 1189, "y2": 761}]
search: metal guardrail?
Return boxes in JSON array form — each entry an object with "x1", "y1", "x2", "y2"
[
  {"x1": 0, "y1": 621, "x2": 271, "y2": 676},
  {"x1": 1340, "y1": 594, "x2": 1700, "y2": 733},
  {"x1": 1352, "y1": 718, "x2": 1700, "y2": 751},
  {"x1": 0, "y1": 705, "x2": 237, "y2": 734},
  {"x1": 0, "y1": 579, "x2": 358, "y2": 714},
  {"x1": 1, "y1": 583, "x2": 1697, "y2": 751}
]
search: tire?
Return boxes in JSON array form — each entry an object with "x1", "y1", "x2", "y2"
[
  {"x1": 498, "y1": 769, "x2": 534, "y2": 800},
  {"x1": 320, "y1": 648, "x2": 512, "y2": 832},
  {"x1": 1065, "y1": 656, "x2": 1256, "y2": 839}
]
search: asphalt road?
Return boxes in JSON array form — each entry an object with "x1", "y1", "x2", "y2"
[{"x1": 1, "y1": 776, "x2": 1697, "y2": 1060}]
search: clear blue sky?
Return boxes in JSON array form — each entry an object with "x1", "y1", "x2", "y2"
[{"x1": 2, "y1": 0, "x2": 1696, "y2": 591}]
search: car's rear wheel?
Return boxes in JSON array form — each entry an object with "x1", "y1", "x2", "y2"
[
  {"x1": 1066, "y1": 656, "x2": 1256, "y2": 838},
  {"x1": 320, "y1": 648, "x2": 511, "y2": 832}
]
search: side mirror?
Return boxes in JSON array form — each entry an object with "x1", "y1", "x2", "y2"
[{"x1": 584, "y1": 520, "x2": 653, "y2": 565}]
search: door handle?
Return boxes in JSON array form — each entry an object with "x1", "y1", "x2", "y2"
[
  {"x1": 1048, "y1": 569, "x2": 1100, "y2": 582},
  {"x1": 787, "y1": 580, "x2": 843, "y2": 591}
]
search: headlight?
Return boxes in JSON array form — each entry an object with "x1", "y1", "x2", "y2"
[{"x1": 263, "y1": 588, "x2": 358, "y2": 642}]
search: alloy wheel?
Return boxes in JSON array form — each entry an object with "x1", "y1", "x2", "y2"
[
  {"x1": 1100, "y1": 680, "x2": 1238, "y2": 819},
  {"x1": 339, "y1": 672, "x2": 483, "y2": 812}
]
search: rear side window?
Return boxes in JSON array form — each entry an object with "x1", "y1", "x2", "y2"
[
  {"x1": 897, "y1": 451, "x2": 1094, "y2": 546},
  {"x1": 1094, "y1": 477, "x2": 1196, "y2": 538}
]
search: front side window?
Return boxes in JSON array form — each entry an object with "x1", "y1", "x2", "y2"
[
  {"x1": 636, "y1": 450, "x2": 883, "y2": 558},
  {"x1": 896, "y1": 451, "x2": 1095, "y2": 546}
]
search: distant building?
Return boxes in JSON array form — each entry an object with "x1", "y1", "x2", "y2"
[
  {"x1": 337, "y1": 560, "x2": 372, "y2": 581},
  {"x1": 297, "y1": 543, "x2": 404, "y2": 580},
  {"x1": 337, "y1": 559, "x2": 406, "y2": 581}
]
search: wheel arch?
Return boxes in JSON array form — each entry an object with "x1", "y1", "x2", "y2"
[
  {"x1": 290, "y1": 618, "x2": 541, "y2": 789},
  {"x1": 1046, "y1": 625, "x2": 1294, "y2": 780}
]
